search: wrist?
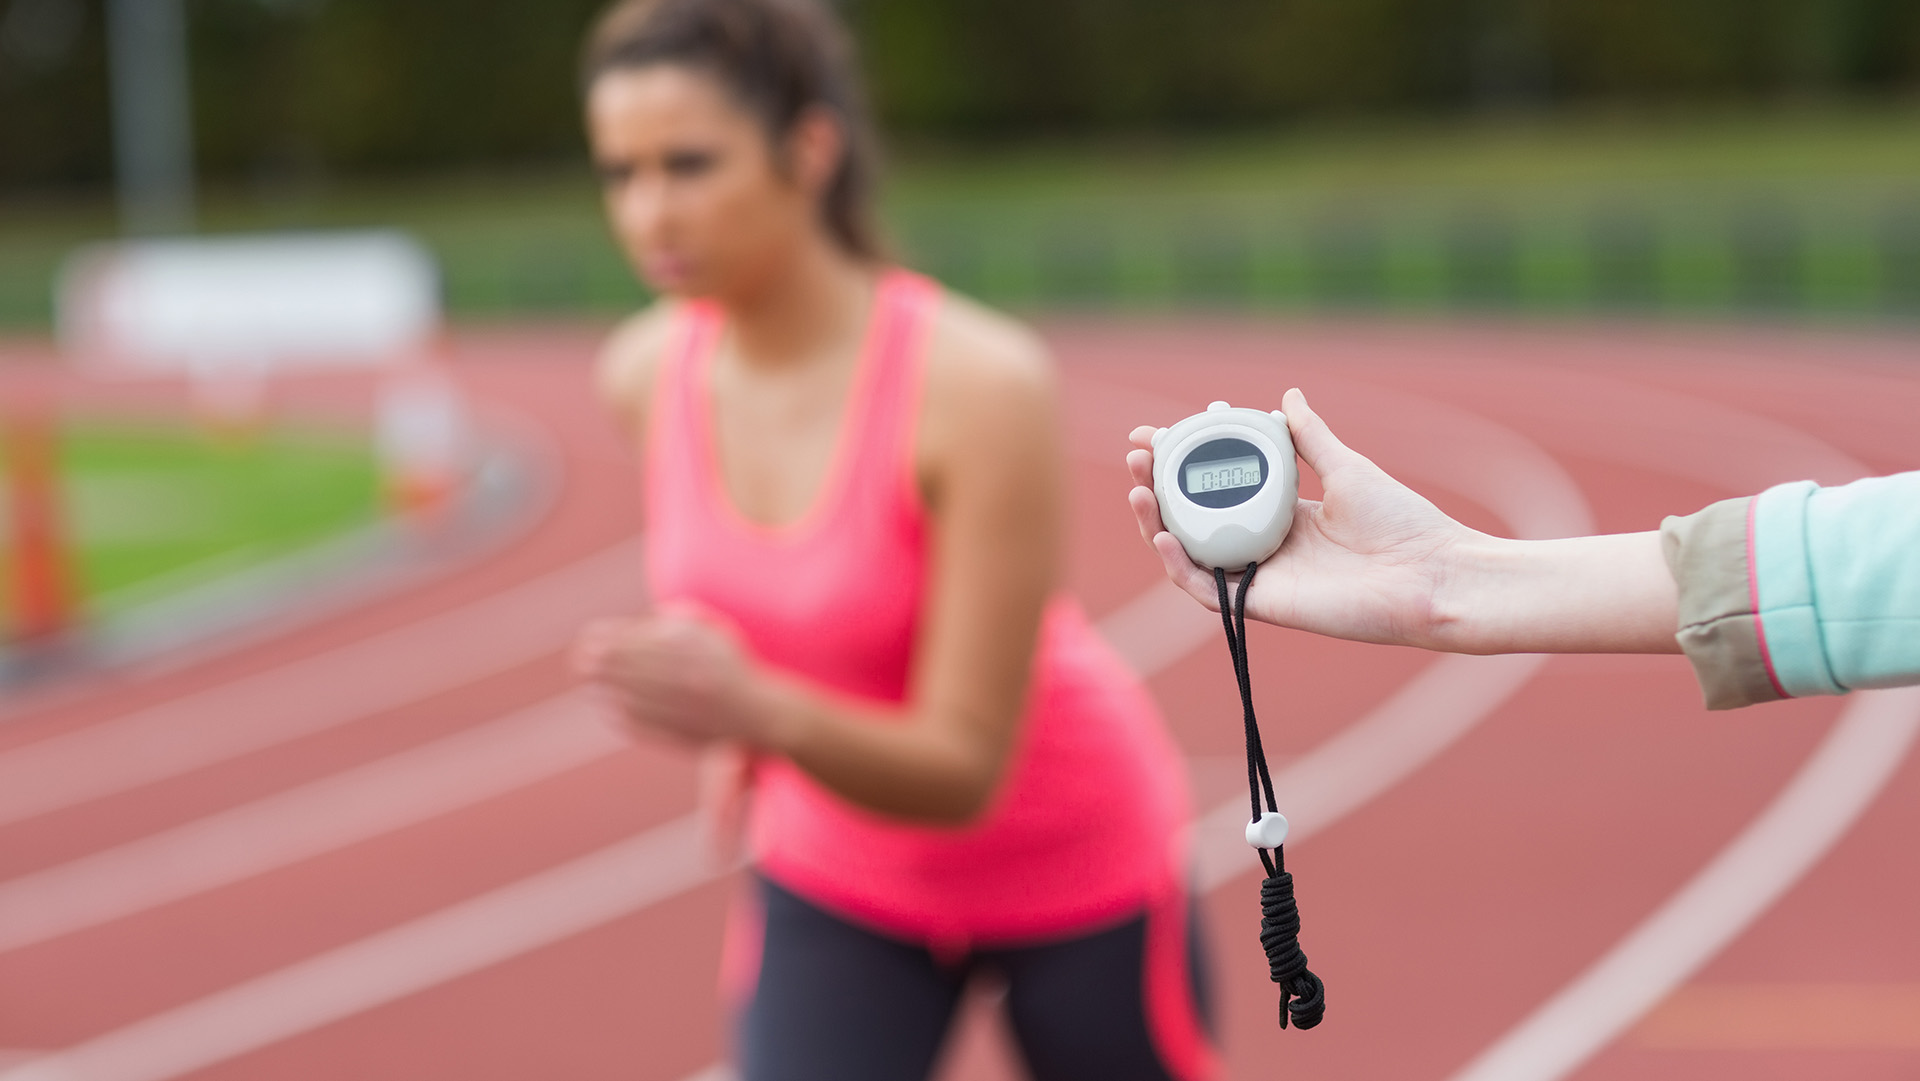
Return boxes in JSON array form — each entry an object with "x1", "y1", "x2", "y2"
[
  {"x1": 1423, "y1": 532, "x2": 1521, "y2": 653},
  {"x1": 742, "y1": 671, "x2": 812, "y2": 756},
  {"x1": 1427, "y1": 531, "x2": 1679, "y2": 655}
]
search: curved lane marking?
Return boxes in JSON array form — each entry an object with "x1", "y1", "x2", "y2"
[
  {"x1": 1194, "y1": 651, "x2": 1544, "y2": 890},
  {"x1": 1441, "y1": 367, "x2": 1917, "y2": 1081},
  {"x1": 0, "y1": 818, "x2": 712, "y2": 1081},
  {"x1": 1126, "y1": 373, "x2": 1597, "y2": 888},
  {"x1": 1447, "y1": 687, "x2": 1920, "y2": 1081},
  {"x1": 0, "y1": 373, "x2": 1586, "y2": 1081},
  {"x1": 0, "y1": 540, "x2": 646, "y2": 830},
  {"x1": 0, "y1": 695, "x2": 615, "y2": 953}
]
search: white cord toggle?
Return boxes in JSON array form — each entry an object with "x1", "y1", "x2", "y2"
[{"x1": 1245, "y1": 811, "x2": 1290, "y2": 849}]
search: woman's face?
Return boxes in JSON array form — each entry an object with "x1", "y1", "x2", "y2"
[{"x1": 587, "y1": 65, "x2": 818, "y2": 299}]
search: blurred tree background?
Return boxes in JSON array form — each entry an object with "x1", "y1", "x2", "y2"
[
  {"x1": 5, "y1": 0, "x2": 1917, "y2": 188},
  {"x1": 2, "y1": 0, "x2": 1918, "y2": 323}
]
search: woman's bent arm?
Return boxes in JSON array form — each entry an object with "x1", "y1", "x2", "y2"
[
  {"x1": 579, "y1": 300, "x2": 1064, "y2": 824},
  {"x1": 767, "y1": 305, "x2": 1062, "y2": 821}
]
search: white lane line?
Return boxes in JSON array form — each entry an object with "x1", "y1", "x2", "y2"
[
  {"x1": 1066, "y1": 372, "x2": 1597, "y2": 543},
  {"x1": 0, "y1": 425, "x2": 1205, "y2": 960},
  {"x1": 1070, "y1": 373, "x2": 1592, "y2": 892},
  {"x1": 0, "y1": 694, "x2": 620, "y2": 954},
  {"x1": 0, "y1": 649, "x2": 1540, "y2": 1081},
  {"x1": 655, "y1": 650, "x2": 1546, "y2": 1081},
  {"x1": 0, "y1": 588, "x2": 1211, "y2": 958},
  {"x1": 1444, "y1": 686, "x2": 1920, "y2": 1081},
  {"x1": 1193, "y1": 652, "x2": 1546, "y2": 891},
  {"x1": 0, "y1": 580, "x2": 1206, "y2": 1081},
  {"x1": 3, "y1": 377, "x2": 1584, "y2": 1081},
  {"x1": 0, "y1": 540, "x2": 644, "y2": 830},
  {"x1": 1095, "y1": 581, "x2": 1220, "y2": 678},
  {"x1": 1434, "y1": 372, "x2": 1902, "y2": 1081},
  {"x1": 0, "y1": 815, "x2": 710, "y2": 1081}
]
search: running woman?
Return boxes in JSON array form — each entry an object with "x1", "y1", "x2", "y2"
[{"x1": 570, "y1": 2, "x2": 1216, "y2": 1079}]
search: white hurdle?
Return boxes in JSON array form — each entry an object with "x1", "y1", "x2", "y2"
[{"x1": 58, "y1": 230, "x2": 469, "y2": 516}]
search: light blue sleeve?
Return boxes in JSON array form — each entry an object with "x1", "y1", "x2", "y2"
[{"x1": 1753, "y1": 471, "x2": 1920, "y2": 698}]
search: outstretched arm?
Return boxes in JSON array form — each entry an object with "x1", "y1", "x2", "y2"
[{"x1": 1125, "y1": 387, "x2": 1681, "y2": 655}]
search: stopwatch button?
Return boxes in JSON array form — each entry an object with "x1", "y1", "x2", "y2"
[
  {"x1": 1271, "y1": 410, "x2": 1286, "y2": 422},
  {"x1": 1208, "y1": 400, "x2": 1231, "y2": 412},
  {"x1": 1245, "y1": 811, "x2": 1290, "y2": 849},
  {"x1": 1151, "y1": 427, "x2": 1168, "y2": 447}
]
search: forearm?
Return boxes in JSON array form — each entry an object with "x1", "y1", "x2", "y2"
[
  {"x1": 755, "y1": 677, "x2": 1006, "y2": 825},
  {"x1": 1429, "y1": 531, "x2": 1681, "y2": 654}
]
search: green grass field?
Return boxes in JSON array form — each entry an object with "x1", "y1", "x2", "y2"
[
  {"x1": 3, "y1": 106, "x2": 1919, "y2": 327},
  {"x1": 2, "y1": 420, "x2": 379, "y2": 636}
]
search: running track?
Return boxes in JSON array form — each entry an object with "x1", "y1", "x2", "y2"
[{"x1": 2, "y1": 319, "x2": 1918, "y2": 1081}]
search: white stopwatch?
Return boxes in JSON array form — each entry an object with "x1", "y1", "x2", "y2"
[
  {"x1": 1153, "y1": 402, "x2": 1328, "y2": 1030},
  {"x1": 1151, "y1": 401, "x2": 1299, "y2": 570}
]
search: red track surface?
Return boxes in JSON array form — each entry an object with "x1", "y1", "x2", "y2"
[{"x1": 2, "y1": 319, "x2": 1917, "y2": 1081}]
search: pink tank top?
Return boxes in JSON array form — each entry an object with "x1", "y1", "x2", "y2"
[{"x1": 645, "y1": 270, "x2": 1190, "y2": 945}]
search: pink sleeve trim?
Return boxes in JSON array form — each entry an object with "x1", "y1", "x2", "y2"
[{"x1": 1746, "y1": 495, "x2": 1790, "y2": 701}]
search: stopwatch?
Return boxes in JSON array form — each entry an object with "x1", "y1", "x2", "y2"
[
  {"x1": 1148, "y1": 399, "x2": 1327, "y2": 1031},
  {"x1": 1151, "y1": 401, "x2": 1298, "y2": 570}
]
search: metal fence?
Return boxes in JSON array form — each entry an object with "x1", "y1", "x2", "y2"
[
  {"x1": 4, "y1": 190, "x2": 1917, "y2": 330},
  {"x1": 892, "y1": 192, "x2": 1920, "y2": 317}
]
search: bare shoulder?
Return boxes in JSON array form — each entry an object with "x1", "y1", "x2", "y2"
[
  {"x1": 921, "y1": 290, "x2": 1058, "y2": 421},
  {"x1": 595, "y1": 300, "x2": 681, "y2": 436},
  {"x1": 916, "y1": 289, "x2": 1062, "y2": 509}
]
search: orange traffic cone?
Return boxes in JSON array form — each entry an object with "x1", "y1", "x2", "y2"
[
  {"x1": 5, "y1": 406, "x2": 73, "y2": 644},
  {"x1": 375, "y1": 356, "x2": 468, "y2": 526}
]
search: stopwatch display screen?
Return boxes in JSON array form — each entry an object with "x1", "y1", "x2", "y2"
[
  {"x1": 1177, "y1": 437, "x2": 1270, "y2": 508},
  {"x1": 1185, "y1": 454, "x2": 1262, "y2": 494}
]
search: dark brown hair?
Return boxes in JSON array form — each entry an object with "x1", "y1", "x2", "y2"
[{"x1": 582, "y1": 0, "x2": 885, "y2": 261}]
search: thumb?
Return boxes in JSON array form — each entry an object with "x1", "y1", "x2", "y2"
[{"x1": 1281, "y1": 387, "x2": 1368, "y2": 485}]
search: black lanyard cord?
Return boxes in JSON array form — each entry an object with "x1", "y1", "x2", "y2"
[{"x1": 1214, "y1": 563, "x2": 1326, "y2": 1031}]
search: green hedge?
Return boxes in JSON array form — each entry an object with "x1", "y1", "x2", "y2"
[{"x1": 3, "y1": 0, "x2": 1918, "y2": 190}]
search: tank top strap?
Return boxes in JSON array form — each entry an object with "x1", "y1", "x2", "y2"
[
  {"x1": 643, "y1": 299, "x2": 723, "y2": 524},
  {"x1": 649, "y1": 273, "x2": 938, "y2": 533},
  {"x1": 845, "y1": 269, "x2": 941, "y2": 517},
  {"x1": 658, "y1": 299, "x2": 723, "y2": 439}
]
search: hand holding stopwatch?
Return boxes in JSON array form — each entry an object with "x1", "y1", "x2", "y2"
[{"x1": 1152, "y1": 401, "x2": 1326, "y2": 1031}]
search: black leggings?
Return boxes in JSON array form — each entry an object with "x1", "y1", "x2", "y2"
[{"x1": 735, "y1": 876, "x2": 1217, "y2": 1081}]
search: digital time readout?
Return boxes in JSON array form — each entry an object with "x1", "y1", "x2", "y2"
[{"x1": 1184, "y1": 454, "x2": 1263, "y2": 494}]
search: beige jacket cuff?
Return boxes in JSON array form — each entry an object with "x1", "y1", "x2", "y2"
[{"x1": 1661, "y1": 496, "x2": 1783, "y2": 710}]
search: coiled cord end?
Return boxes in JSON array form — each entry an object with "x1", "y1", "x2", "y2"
[{"x1": 1259, "y1": 868, "x2": 1326, "y2": 1030}]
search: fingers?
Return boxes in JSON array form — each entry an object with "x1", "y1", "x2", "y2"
[
  {"x1": 1126, "y1": 447, "x2": 1153, "y2": 489},
  {"x1": 1152, "y1": 531, "x2": 1222, "y2": 610},
  {"x1": 1281, "y1": 388, "x2": 1368, "y2": 486},
  {"x1": 1128, "y1": 424, "x2": 1158, "y2": 451},
  {"x1": 1130, "y1": 486, "x2": 1217, "y2": 608},
  {"x1": 1127, "y1": 483, "x2": 1165, "y2": 545},
  {"x1": 574, "y1": 615, "x2": 707, "y2": 690}
]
